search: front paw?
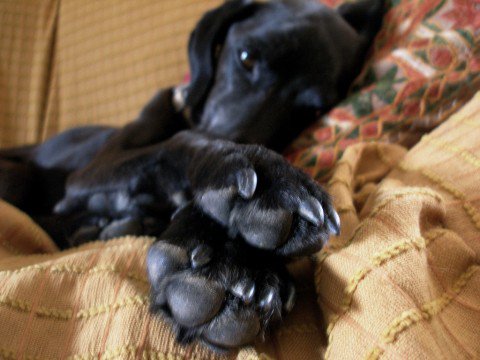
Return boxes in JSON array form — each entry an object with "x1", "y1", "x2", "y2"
[
  {"x1": 52, "y1": 139, "x2": 191, "y2": 245},
  {"x1": 54, "y1": 191, "x2": 172, "y2": 246},
  {"x1": 190, "y1": 143, "x2": 340, "y2": 256},
  {"x1": 147, "y1": 204, "x2": 295, "y2": 350}
]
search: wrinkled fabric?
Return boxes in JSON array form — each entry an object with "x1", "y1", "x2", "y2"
[
  {"x1": 318, "y1": 92, "x2": 480, "y2": 359},
  {"x1": 0, "y1": 93, "x2": 479, "y2": 359}
]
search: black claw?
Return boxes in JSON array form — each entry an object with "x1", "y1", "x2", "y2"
[
  {"x1": 54, "y1": 197, "x2": 81, "y2": 215},
  {"x1": 236, "y1": 168, "x2": 257, "y2": 199},
  {"x1": 190, "y1": 244, "x2": 213, "y2": 269},
  {"x1": 99, "y1": 217, "x2": 142, "y2": 240},
  {"x1": 284, "y1": 283, "x2": 296, "y2": 313},
  {"x1": 171, "y1": 191, "x2": 188, "y2": 207},
  {"x1": 258, "y1": 287, "x2": 275, "y2": 312},
  {"x1": 170, "y1": 203, "x2": 187, "y2": 221},
  {"x1": 231, "y1": 279, "x2": 255, "y2": 304},
  {"x1": 69, "y1": 225, "x2": 100, "y2": 245},
  {"x1": 326, "y1": 209, "x2": 341, "y2": 235},
  {"x1": 298, "y1": 196, "x2": 324, "y2": 226}
]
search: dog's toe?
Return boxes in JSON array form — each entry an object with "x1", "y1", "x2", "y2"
[
  {"x1": 146, "y1": 205, "x2": 295, "y2": 350},
  {"x1": 99, "y1": 217, "x2": 143, "y2": 239},
  {"x1": 189, "y1": 143, "x2": 338, "y2": 257},
  {"x1": 147, "y1": 242, "x2": 189, "y2": 289},
  {"x1": 165, "y1": 274, "x2": 225, "y2": 327},
  {"x1": 60, "y1": 188, "x2": 172, "y2": 246},
  {"x1": 227, "y1": 182, "x2": 338, "y2": 256},
  {"x1": 231, "y1": 205, "x2": 292, "y2": 250},
  {"x1": 69, "y1": 225, "x2": 101, "y2": 245},
  {"x1": 203, "y1": 306, "x2": 260, "y2": 348}
]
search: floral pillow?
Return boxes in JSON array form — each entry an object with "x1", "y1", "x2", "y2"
[{"x1": 286, "y1": 0, "x2": 480, "y2": 181}]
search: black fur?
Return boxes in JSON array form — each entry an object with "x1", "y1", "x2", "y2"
[{"x1": 0, "y1": 0, "x2": 384, "y2": 350}]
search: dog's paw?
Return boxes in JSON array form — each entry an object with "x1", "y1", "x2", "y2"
[
  {"x1": 54, "y1": 191, "x2": 172, "y2": 246},
  {"x1": 147, "y1": 204, "x2": 295, "y2": 350},
  {"x1": 190, "y1": 143, "x2": 339, "y2": 256}
]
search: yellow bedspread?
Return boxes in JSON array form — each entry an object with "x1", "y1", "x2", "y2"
[
  {"x1": 1, "y1": 93, "x2": 479, "y2": 360},
  {"x1": 318, "y1": 93, "x2": 480, "y2": 359}
]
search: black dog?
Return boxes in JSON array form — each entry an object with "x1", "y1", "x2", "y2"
[{"x1": 0, "y1": 0, "x2": 383, "y2": 351}]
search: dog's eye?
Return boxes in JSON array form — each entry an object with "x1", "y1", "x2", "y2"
[{"x1": 239, "y1": 50, "x2": 256, "y2": 71}]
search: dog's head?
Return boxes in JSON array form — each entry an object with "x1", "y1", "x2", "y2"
[{"x1": 184, "y1": 0, "x2": 384, "y2": 150}]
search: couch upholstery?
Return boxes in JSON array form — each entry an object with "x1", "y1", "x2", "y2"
[{"x1": 0, "y1": 0, "x2": 220, "y2": 147}]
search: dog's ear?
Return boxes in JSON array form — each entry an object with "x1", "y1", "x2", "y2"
[
  {"x1": 185, "y1": 0, "x2": 262, "y2": 122},
  {"x1": 338, "y1": 0, "x2": 385, "y2": 43}
]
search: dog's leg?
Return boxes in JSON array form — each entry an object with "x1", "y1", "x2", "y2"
[
  {"x1": 0, "y1": 131, "x2": 118, "y2": 247},
  {"x1": 0, "y1": 89, "x2": 188, "y2": 243},
  {"x1": 0, "y1": 127, "x2": 117, "y2": 210},
  {"x1": 37, "y1": 89, "x2": 189, "y2": 245},
  {"x1": 53, "y1": 128, "x2": 336, "y2": 346},
  {"x1": 55, "y1": 129, "x2": 338, "y2": 255}
]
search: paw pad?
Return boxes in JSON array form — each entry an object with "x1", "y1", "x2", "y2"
[
  {"x1": 166, "y1": 275, "x2": 225, "y2": 327},
  {"x1": 147, "y1": 202, "x2": 297, "y2": 350}
]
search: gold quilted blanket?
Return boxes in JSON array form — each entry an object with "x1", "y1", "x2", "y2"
[{"x1": 1, "y1": 93, "x2": 479, "y2": 359}]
